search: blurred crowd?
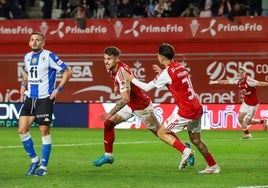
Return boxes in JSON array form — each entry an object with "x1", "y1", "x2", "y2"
[{"x1": 0, "y1": 0, "x2": 267, "y2": 20}]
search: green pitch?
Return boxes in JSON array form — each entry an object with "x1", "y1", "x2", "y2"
[{"x1": 0, "y1": 127, "x2": 267, "y2": 188}]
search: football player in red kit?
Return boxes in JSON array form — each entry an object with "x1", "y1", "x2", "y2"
[
  {"x1": 210, "y1": 66, "x2": 268, "y2": 139},
  {"x1": 92, "y1": 46, "x2": 194, "y2": 170},
  {"x1": 124, "y1": 43, "x2": 220, "y2": 174}
]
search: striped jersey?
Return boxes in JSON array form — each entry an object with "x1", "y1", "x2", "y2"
[{"x1": 23, "y1": 49, "x2": 68, "y2": 99}]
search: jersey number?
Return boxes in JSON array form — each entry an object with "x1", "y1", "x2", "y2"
[{"x1": 182, "y1": 77, "x2": 195, "y2": 100}]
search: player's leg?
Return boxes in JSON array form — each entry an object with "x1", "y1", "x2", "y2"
[
  {"x1": 238, "y1": 102, "x2": 252, "y2": 139},
  {"x1": 187, "y1": 119, "x2": 220, "y2": 174},
  {"x1": 92, "y1": 105, "x2": 131, "y2": 167},
  {"x1": 245, "y1": 104, "x2": 267, "y2": 131},
  {"x1": 156, "y1": 113, "x2": 194, "y2": 170},
  {"x1": 34, "y1": 97, "x2": 54, "y2": 176},
  {"x1": 18, "y1": 97, "x2": 39, "y2": 175}
]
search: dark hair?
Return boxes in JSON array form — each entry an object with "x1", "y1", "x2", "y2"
[
  {"x1": 30, "y1": 31, "x2": 45, "y2": 40},
  {"x1": 104, "y1": 46, "x2": 121, "y2": 56},
  {"x1": 158, "y1": 43, "x2": 175, "y2": 60}
]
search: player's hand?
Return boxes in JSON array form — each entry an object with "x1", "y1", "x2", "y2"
[
  {"x1": 99, "y1": 113, "x2": 112, "y2": 121},
  {"x1": 209, "y1": 80, "x2": 218, "y2": 85},
  {"x1": 123, "y1": 70, "x2": 134, "y2": 82},
  {"x1": 20, "y1": 86, "x2": 26, "y2": 96},
  {"x1": 113, "y1": 85, "x2": 118, "y2": 96},
  {"x1": 152, "y1": 64, "x2": 162, "y2": 74},
  {"x1": 49, "y1": 89, "x2": 60, "y2": 100}
]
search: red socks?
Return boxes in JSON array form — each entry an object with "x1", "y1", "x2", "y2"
[
  {"x1": 104, "y1": 120, "x2": 116, "y2": 153},
  {"x1": 204, "y1": 153, "x2": 217, "y2": 166},
  {"x1": 172, "y1": 140, "x2": 186, "y2": 153}
]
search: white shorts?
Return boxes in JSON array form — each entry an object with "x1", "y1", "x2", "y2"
[
  {"x1": 163, "y1": 113, "x2": 201, "y2": 133},
  {"x1": 239, "y1": 102, "x2": 258, "y2": 120},
  {"x1": 117, "y1": 102, "x2": 160, "y2": 130}
]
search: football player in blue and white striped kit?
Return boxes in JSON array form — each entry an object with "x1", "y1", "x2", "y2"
[{"x1": 18, "y1": 32, "x2": 72, "y2": 176}]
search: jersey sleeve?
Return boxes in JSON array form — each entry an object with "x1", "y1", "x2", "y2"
[
  {"x1": 131, "y1": 68, "x2": 171, "y2": 91},
  {"x1": 49, "y1": 52, "x2": 68, "y2": 72},
  {"x1": 246, "y1": 77, "x2": 258, "y2": 87},
  {"x1": 117, "y1": 67, "x2": 131, "y2": 92},
  {"x1": 229, "y1": 78, "x2": 239, "y2": 84},
  {"x1": 152, "y1": 69, "x2": 172, "y2": 88},
  {"x1": 132, "y1": 78, "x2": 155, "y2": 92}
]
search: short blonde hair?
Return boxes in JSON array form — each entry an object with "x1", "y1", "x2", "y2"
[
  {"x1": 30, "y1": 32, "x2": 45, "y2": 40},
  {"x1": 239, "y1": 67, "x2": 247, "y2": 73}
]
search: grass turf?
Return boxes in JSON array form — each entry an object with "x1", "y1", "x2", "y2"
[{"x1": 0, "y1": 127, "x2": 267, "y2": 188}]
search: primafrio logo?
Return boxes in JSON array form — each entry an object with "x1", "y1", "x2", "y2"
[
  {"x1": 124, "y1": 20, "x2": 184, "y2": 38},
  {"x1": 50, "y1": 22, "x2": 65, "y2": 38},
  {"x1": 201, "y1": 19, "x2": 217, "y2": 36},
  {"x1": 124, "y1": 20, "x2": 139, "y2": 37}
]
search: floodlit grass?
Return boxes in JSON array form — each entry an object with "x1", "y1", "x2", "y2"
[{"x1": 0, "y1": 127, "x2": 267, "y2": 188}]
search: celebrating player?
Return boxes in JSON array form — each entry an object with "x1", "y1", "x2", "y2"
[
  {"x1": 124, "y1": 43, "x2": 220, "y2": 174},
  {"x1": 92, "y1": 46, "x2": 194, "y2": 170},
  {"x1": 209, "y1": 66, "x2": 268, "y2": 139},
  {"x1": 19, "y1": 31, "x2": 72, "y2": 176}
]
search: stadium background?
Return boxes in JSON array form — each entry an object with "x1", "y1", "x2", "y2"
[{"x1": 0, "y1": 16, "x2": 268, "y2": 129}]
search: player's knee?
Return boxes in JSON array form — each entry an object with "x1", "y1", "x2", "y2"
[
  {"x1": 104, "y1": 120, "x2": 115, "y2": 131},
  {"x1": 156, "y1": 127, "x2": 165, "y2": 138},
  {"x1": 190, "y1": 136, "x2": 201, "y2": 146},
  {"x1": 238, "y1": 118, "x2": 244, "y2": 124},
  {"x1": 244, "y1": 118, "x2": 251, "y2": 125}
]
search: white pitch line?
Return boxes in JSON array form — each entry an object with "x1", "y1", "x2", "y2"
[
  {"x1": 236, "y1": 186, "x2": 268, "y2": 188},
  {"x1": 0, "y1": 137, "x2": 267, "y2": 149},
  {"x1": 0, "y1": 140, "x2": 161, "y2": 149}
]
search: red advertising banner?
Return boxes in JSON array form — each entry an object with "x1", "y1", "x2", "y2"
[
  {"x1": 0, "y1": 17, "x2": 267, "y2": 104},
  {"x1": 0, "y1": 16, "x2": 267, "y2": 54},
  {"x1": 0, "y1": 17, "x2": 267, "y2": 43},
  {"x1": 1, "y1": 55, "x2": 268, "y2": 103},
  {"x1": 88, "y1": 103, "x2": 268, "y2": 130}
]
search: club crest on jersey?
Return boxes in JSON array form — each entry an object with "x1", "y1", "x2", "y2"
[{"x1": 31, "y1": 58, "x2": 37, "y2": 64}]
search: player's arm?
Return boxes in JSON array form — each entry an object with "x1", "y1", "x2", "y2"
[
  {"x1": 256, "y1": 81, "x2": 268, "y2": 87},
  {"x1": 152, "y1": 64, "x2": 163, "y2": 74},
  {"x1": 50, "y1": 67, "x2": 72, "y2": 99},
  {"x1": 20, "y1": 72, "x2": 28, "y2": 96},
  {"x1": 132, "y1": 79, "x2": 155, "y2": 92},
  {"x1": 109, "y1": 89, "x2": 130, "y2": 116},
  {"x1": 123, "y1": 70, "x2": 155, "y2": 92},
  {"x1": 209, "y1": 80, "x2": 230, "y2": 85},
  {"x1": 57, "y1": 67, "x2": 72, "y2": 90}
]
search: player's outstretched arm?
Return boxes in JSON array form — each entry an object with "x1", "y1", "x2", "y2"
[
  {"x1": 209, "y1": 80, "x2": 230, "y2": 85},
  {"x1": 123, "y1": 69, "x2": 155, "y2": 92},
  {"x1": 256, "y1": 81, "x2": 268, "y2": 87}
]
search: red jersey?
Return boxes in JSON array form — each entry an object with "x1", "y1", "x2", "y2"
[
  {"x1": 109, "y1": 61, "x2": 151, "y2": 111},
  {"x1": 231, "y1": 75, "x2": 259, "y2": 106},
  {"x1": 153, "y1": 61, "x2": 203, "y2": 119}
]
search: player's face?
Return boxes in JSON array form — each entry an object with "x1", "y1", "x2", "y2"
[
  {"x1": 238, "y1": 69, "x2": 246, "y2": 80},
  {"x1": 104, "y1": 53, "x2": 118, "y2": 71},
  {"x1": 157, "y1": 54, "x2": 165, "y2": 66},
  {"x1": 29, "y1": 34, "x2": 45, "y2": 52}
]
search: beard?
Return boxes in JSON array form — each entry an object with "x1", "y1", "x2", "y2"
[{"x1": 31, "y1": 46, "x2": 42, "y2": 53}]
